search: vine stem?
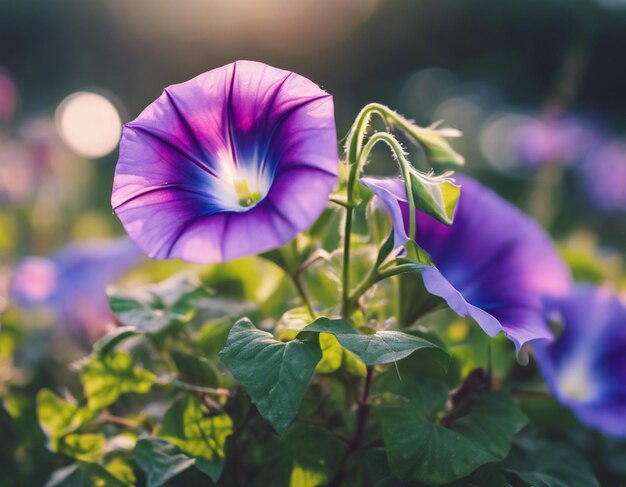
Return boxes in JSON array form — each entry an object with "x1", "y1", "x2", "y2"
[
  {"x1": 344, "y1": 263, "x2": 417, "y2": 314},
  {"x1": 330, "y1": 366, "x2": 374, "y2": 487},
  {"x1": 292, "y1": 272, "x2": 315, "y2": 318},
  {"x1": 358, "y1": 132, "x2": 418, "y2": 243},
  {"x1": 341, "y1": 161, "x2": 359, "y2": 319},
  {"x1": 341, "y1": 131, "x2": 418, "y2": 318},
  {"x1": 94, "y1": 411, "x2": 146, "y2": 430}
]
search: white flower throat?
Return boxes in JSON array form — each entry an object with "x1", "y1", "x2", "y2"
[{"x1": 213, "y1": 151, "x2": 271, "y2": 211}]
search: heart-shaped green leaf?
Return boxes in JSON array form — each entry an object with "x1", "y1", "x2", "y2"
[
  {"x1": 80, "y1": 350, "x2": 156, "y2": 410},
  {"x1": 107, "y1": 273, "x2": 211, "y2": 334},
  {"x1": 58, "y1": 433, "x2": 106, "y2": 463},
  {"x1": 94, "y1": 327, "x2": 140, "y2": 357},
  {"x1": 45, "y1": 463, "x2": 126, "y2": 487},
  {"x1": 157, "y1": 394, "x2": 232, "y2": 482},
  {"x1": 502, "y1": 435, "x2": 599, "y2": 487},
  {"x1": 219, "y1": 318, "x2": 322, "y2": 434},
  {"x1": 380, "y1": 389, "x2": 527, "y2": 484},
  {"x1": 134, "y1": 438, "x2": 197, "y2": 487},
  {"x1": 36, "y1": 389, "x2": 94, "y2": 449},
  {"x1": 171, "y1": 350, "x2": 220, "y2": 388},
  {"x1": 303, "y1": 318, "x2": 448, "y2": 367}
]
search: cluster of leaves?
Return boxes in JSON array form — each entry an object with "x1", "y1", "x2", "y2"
[
  {"x1": 14, "y1": 257, "x2": 605, "y2": 487},
  {"x1": 3, "y1": 105, "x2": 622, "y2": 487}
]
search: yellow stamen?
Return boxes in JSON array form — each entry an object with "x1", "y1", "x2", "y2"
[{"x1": 235, "y1": 179, "x2": 261, "y2": 207}]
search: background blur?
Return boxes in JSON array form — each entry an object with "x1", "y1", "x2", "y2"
[
  {"x1": 1, "y1": 0, "x2": 626, "y2": 484},
  {"x1": 2, "y1": 0, "x2": 626, "y2": 257}
]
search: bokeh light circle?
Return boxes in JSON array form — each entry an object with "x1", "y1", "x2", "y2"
[{"x1": 55, "y1": 91, "x2": 122, "y2": 159}]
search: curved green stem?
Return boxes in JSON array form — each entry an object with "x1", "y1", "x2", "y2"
[
  {"x1": 346, "y1": 102, "x2": 460, "y2": 168},
  {"x1": 341, "y1": 130, "x2": 421, "y2": 318},
  {"x1": 359, "y1": 132, "x2": 418, "y2": 243},
  {"x1": 292, "y1": 273, "x2": 315, "y2": 318},
  {"x1": 345, "y1": 262, "x2": 418, "y2": 315},
  {"x1": 341, "y1": 103, "x2": 435, "y2": 318}
]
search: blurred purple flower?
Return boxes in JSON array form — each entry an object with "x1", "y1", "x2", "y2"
[
  {"x1": 513, "y1": 116, "x2": 597, "y2": 166},
  {"x1": 112, "y1": 60, "x2": 338, "y2": 263},
  {"x1": 533, "y1": 285, "x2": 626, "y2": 437},
  {"x1": 581, "y1": 141, "x2": 626, "y2": 211},
  {"x1": 362, "y1": 175, "x2": 571, "y2": 356},
  {"x1": 0, "y1": 68, "x2": 17, "y2": 122},
  {"x1": 9, "y1": 238, "x2": 141, "y2": 341},
  {"x1": 0, "y1": 141, "x2": 40, "y2": 205}
]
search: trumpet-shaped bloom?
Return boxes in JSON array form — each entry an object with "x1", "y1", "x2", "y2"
[
  {"x1": 112, "y1": 60, "x2": 338, "y2": 263},
  {"x1": 533, "y1": 285, "x2": 626, "y2": 437},
  {"x1": 362, "y1": 175, "x2": 571, "y2": 355},
  {"x1": 9, "y1": 238, "x2": 141, "y2": 340}
]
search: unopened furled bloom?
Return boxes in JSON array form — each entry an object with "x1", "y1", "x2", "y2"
[
  {"x1": 9, "y1": 238, "x2": 141, "y2": 341},
  {"x1": 112, "y1": 61, "x2": 338, "y2": 263},
  {"x1": 533, "y1": 285, "x2": 626, "y2": 437},
  {"x1": 581, "y1": 141, "x2": 626, "y2": 211},
  {"x1": 362, "y1": 175, "x2": 571, "y2": 356}
]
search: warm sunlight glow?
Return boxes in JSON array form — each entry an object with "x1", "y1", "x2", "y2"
[{"x1": 55, "y1": 91, "x2": 122, "y2": 159}]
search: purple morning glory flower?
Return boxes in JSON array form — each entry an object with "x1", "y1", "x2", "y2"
[
  {"x1": 9, "y1": 238, "x2": 141, "y2": 340},
  {"x1": 112, "y1": 60, "x2": 338, "y2": 263},
  {"x1": 513, "y1": 115, "x2": 597, "y2": 166},
  {"x1": 362, "y1": 175, "x2": 571, "y2": 355},
  {"x1": 580, "y1": 141, "x2": 626, "y2": 211},
  {"x1": 533, "y1": 285, "x2": 626, "y2": 437}
]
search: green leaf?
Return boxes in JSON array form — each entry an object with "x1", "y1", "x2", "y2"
[
  {"x1": 36, "y1": 389, "x2": 94, "y2": 448},
  {"x1": 374, "y1": 372, "x2": 449, "y2": 420},
  {"x1": 135, "y1": 438, "x2": 197, "y2": 487},
  {"x1": 171, "y1": 350, "x2": 219, "y2": 388},
  {"x1": 444, "y1": 467, "x2": 513, "y2": 487},
  {"x1": 380, "y1": 389, "x2": 528, "y2": 484},
  {"x1": 45, "y1": 463, "x2": 126, "y2": 487},
  {"x1": 276, "y1": 306, "x2": 314, "y2": 335},
  {"x1": 276, "y1": 309, "x2": 344, "y2": 374},
  {"x1": 408, "y1": 168, "x2": 460, "y2": 225},
  {"x1": 303, "y1": 318, "x2": 448, "y2": 367},
  {"x1": 316, "y1": 333, "x2": 344, "y2": 374},
  {"x1": 58, "y1": 433, "x2": 106, "y2": 463},
  {"x1": 80, "y1": 350, "x2": 156, "y2": 410},
  {"x1": 157, "y1": 394, "x2": 232, "y2": 482},
  {"x1": 502, "y1": 435, "x2": 599, "y2": 487},
  {"x1": 219, "y1": 318, "x2": 322, "y2": 434},
  {"x1": 107, "y1": 273, "x2": 211, "y2": 333},
  {"x1": 108, "y1": 292, "x2": 189, "y2": 334},
  {"x1": 346, "y1": 448, "x2": 403, "y2": 487},
  {"x1": 94, "y1": 327, "x2": 140, "y2": 356},
  {"x1": 103, "y1": 456, "x2": 136, "y2": 485},
  {"x1": 284, "y1": 424, "x2": 346, "y2": 486},
  {"x1": 251, "y1": 424, "x2": 346, "y2": 487}
]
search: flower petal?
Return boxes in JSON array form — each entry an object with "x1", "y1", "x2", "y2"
[
  {"x1": 533, "y1": 285, "x2": 626, "y2": 437},
  {"x1": 364, "y1": 174, "x2": 571, "y2": 354},
  {"x1": 10, "y1": 238, "x2": 141, "y2": 340},
  {"x1": 113, "y1": 61, "x2": 338, "y2": 262}
]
